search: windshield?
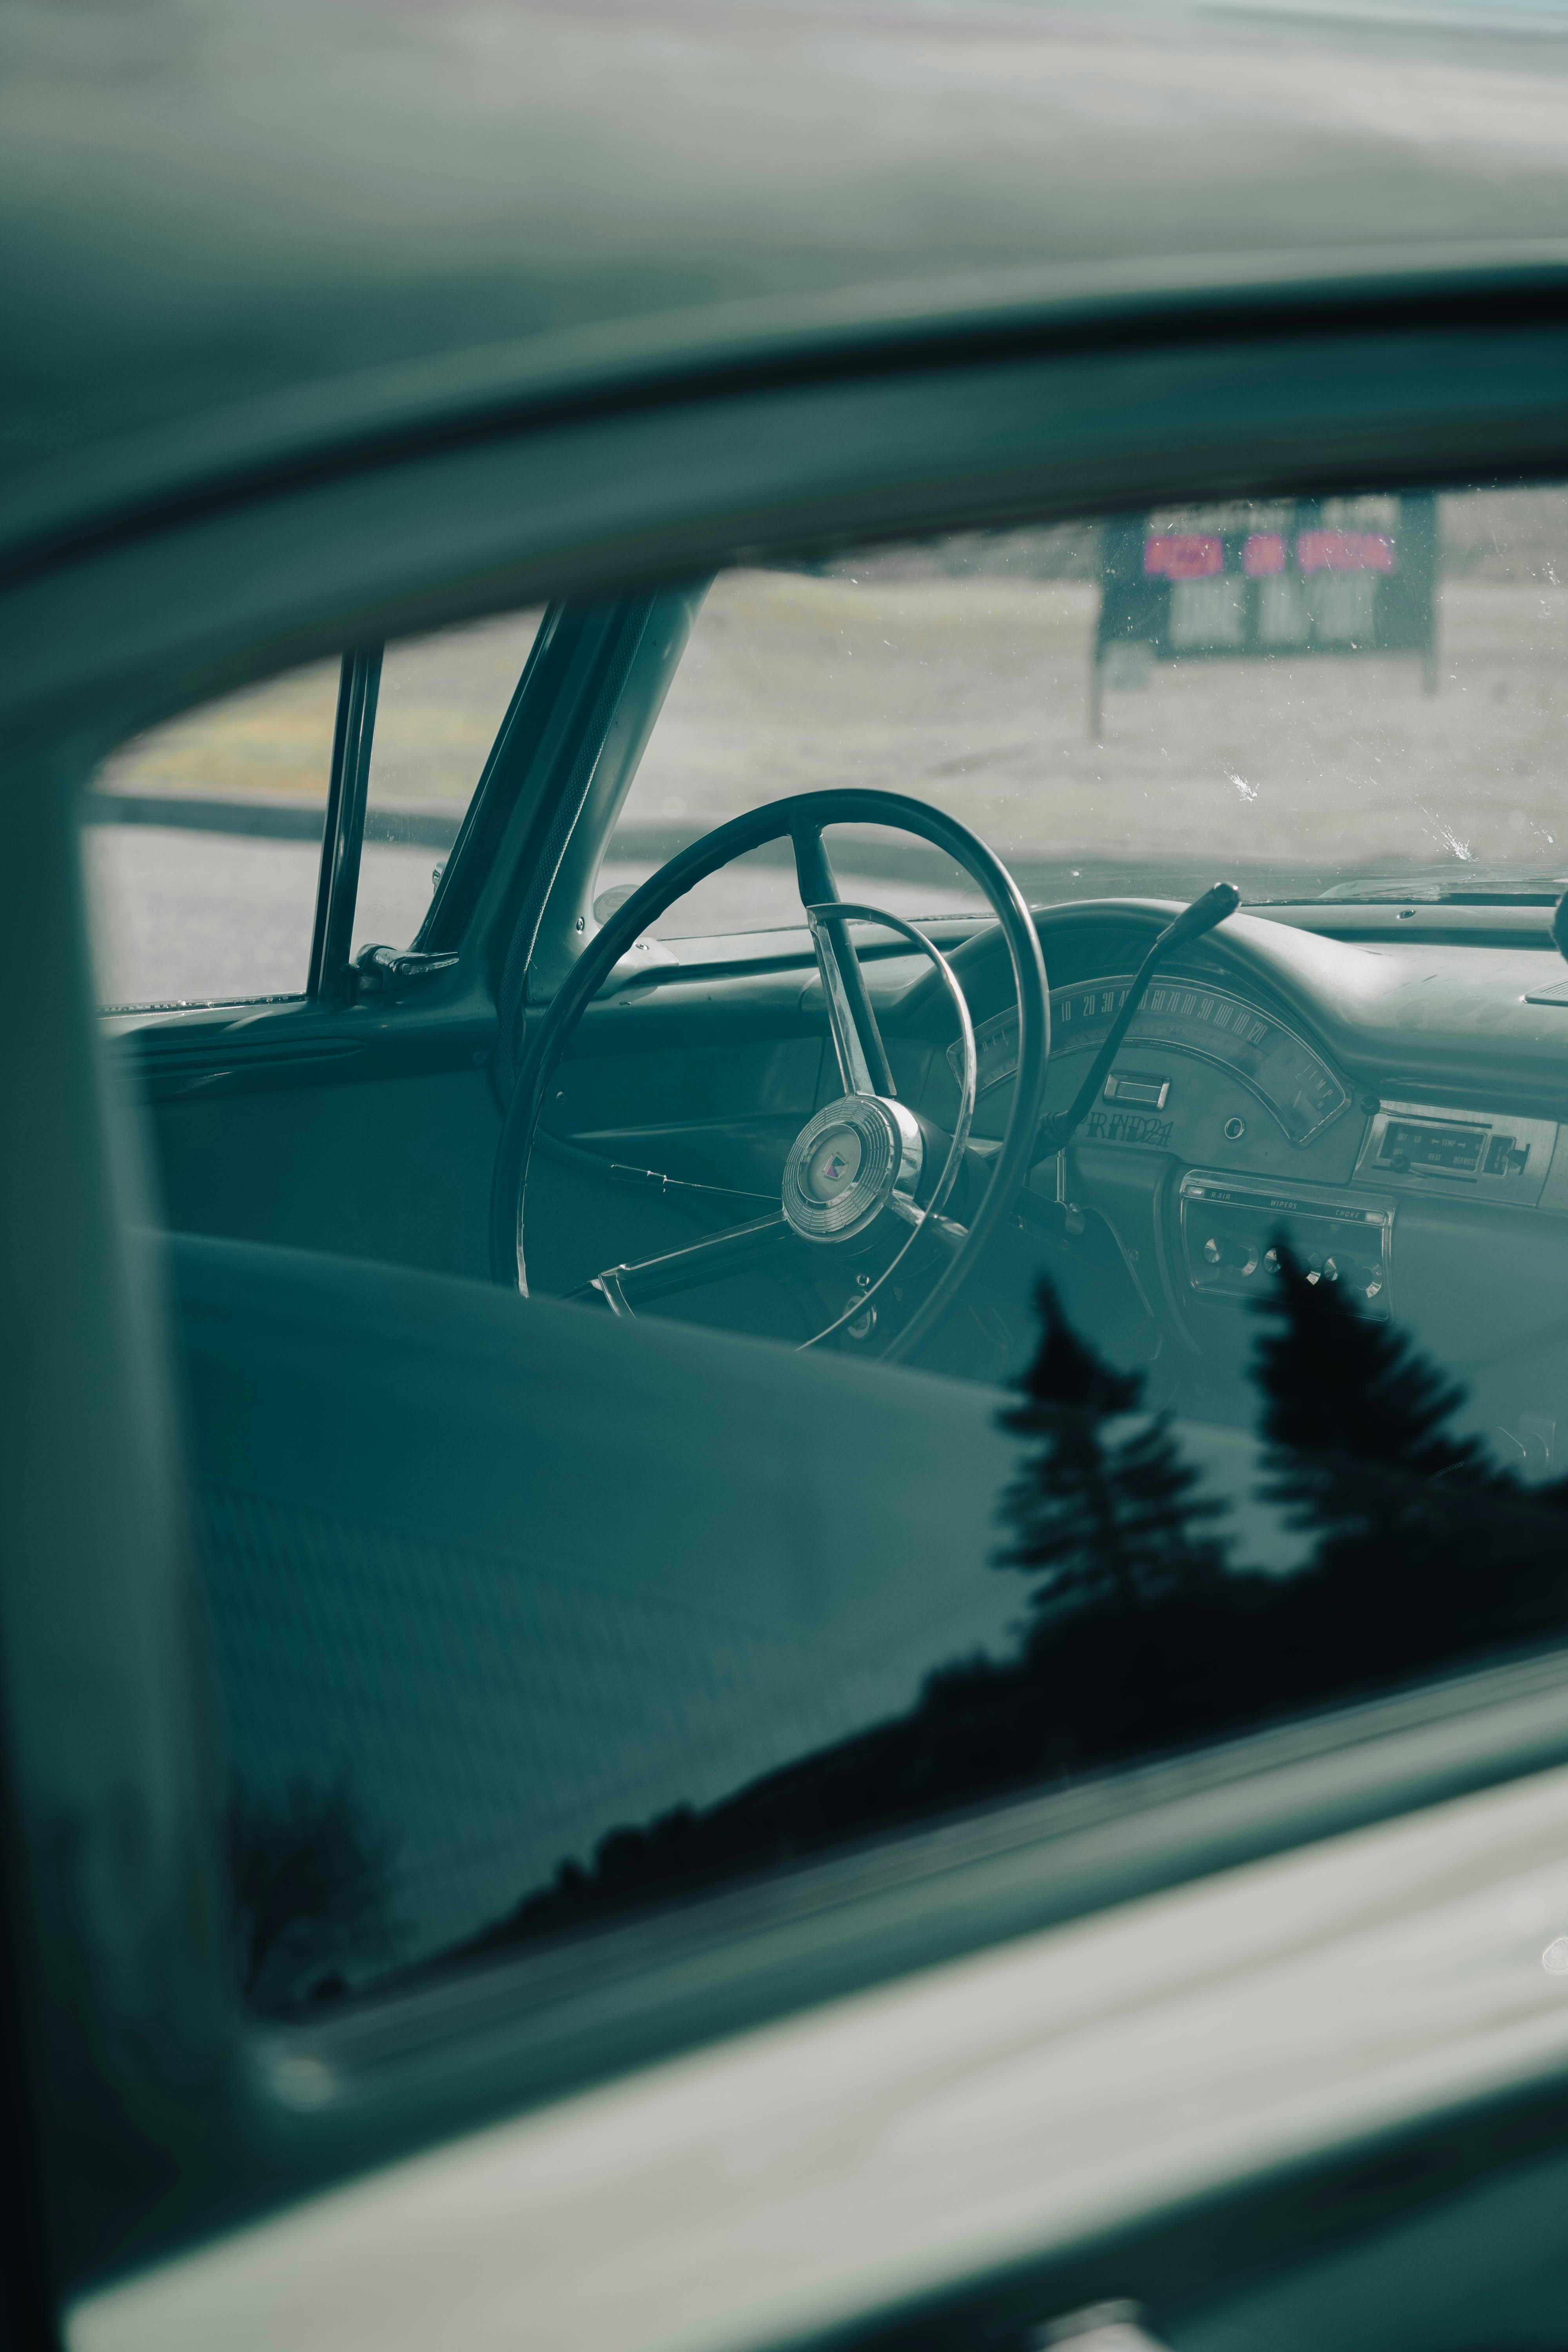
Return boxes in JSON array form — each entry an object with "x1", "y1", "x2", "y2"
[{"x1": 603, "y1": 486, "x2": 1568, "y2": 933}]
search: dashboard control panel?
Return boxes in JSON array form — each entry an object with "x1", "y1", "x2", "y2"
[{"x1": 1180, "y1": 1171, "x2": 1395, "y2": 1318}]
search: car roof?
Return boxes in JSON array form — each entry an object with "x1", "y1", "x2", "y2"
[{"x1": 5, "y1": 0, "x2": 1568, "y2": 573}]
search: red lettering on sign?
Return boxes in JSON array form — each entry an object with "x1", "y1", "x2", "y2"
[
  {"x1": 1143, "y1": 534, "x2": 1223, "y2": 579},
  {"x1": 1242, "y1": 532, "x2": 1286, "y2": 576},
  {"x1": 1295, "y1": 530, "x2": 1396, "y2": 574}
]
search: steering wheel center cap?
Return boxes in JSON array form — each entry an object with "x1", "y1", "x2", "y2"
[
  {"x1": 805, "y1": 1125, "x2": 862, "y2": 1201},
  {"x1": 782, "y1": 1094, "x2": 923, "y2": 1242}
]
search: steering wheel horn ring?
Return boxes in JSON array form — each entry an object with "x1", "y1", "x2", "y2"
[{"x1": 782, "y1": 1094, "x2": 920, "y2": 1243}]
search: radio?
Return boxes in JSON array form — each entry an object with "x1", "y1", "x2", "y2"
[
  {"x1": 1352, "y1": 1100, "x2": 1558, "y2": 1207},
  {"x1": 1179, "y1": 1171, "x2": 1394, "y2": 1316}
]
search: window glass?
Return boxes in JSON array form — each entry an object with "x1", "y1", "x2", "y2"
[
  {"x1": 353, "y1": 610, "x2": 543, "y2": 959},
  {"x1": 604, "y1": 491, "x2": 1568, "y2": 934},
  {"x1": 175, "y1": 484, "x2": 1568, "y2": 2021},
  {"x1": 86, "y1": 661, "x2": 338, "y2": 1009},
  {"x1": 85, "y1": 609, "x2": 544, "y2": 1013}
]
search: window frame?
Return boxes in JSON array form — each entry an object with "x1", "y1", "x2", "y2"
[{"x1": 306, "y1": 646, "x2": 382, "y2": 1005}]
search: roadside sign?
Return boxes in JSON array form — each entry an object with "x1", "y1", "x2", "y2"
[{"x1": 1092, "y1": 494, "x2": 1438, "y2": 733}]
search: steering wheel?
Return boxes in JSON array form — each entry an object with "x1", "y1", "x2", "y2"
[{"x1": 490, "y1": 789, "x2": 1051, "y2": 1363}]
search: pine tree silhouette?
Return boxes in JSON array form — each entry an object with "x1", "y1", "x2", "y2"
[
  {"x1": 1249, "y1": 1239, "x2": 1523, "y2": 1677},
  {"x1": 997, "y1": 1278, "x2": 1230, "y2": 1615},
  {"x1": 228, "y1": 1775, "x2": 402, "y2": 2014},
  {"x1": 453, "y1": 1274, "x2": 1568, "y2": 1966},
  {"x1": 1253, "y1": 1240, "x2": 1494, "y2": 1557}
]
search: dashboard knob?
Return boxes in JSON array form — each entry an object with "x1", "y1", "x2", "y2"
[
  {"x1": 1201, "y1": 1234, "x2": 1259, "y2": 1275},
  {"x1": 1324, "y1": 1254, "x2": 1384, "y2": 1303}
]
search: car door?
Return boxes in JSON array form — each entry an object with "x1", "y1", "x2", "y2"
[{"x1": 14, "y1": 41, "x2": 1568, "y2": 2345}]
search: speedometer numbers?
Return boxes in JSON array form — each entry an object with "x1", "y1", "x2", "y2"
[{"x1": 953, "y1": 975, "x2": 1350, "y2": 1146}]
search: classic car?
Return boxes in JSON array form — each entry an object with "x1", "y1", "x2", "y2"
[{"x1": 8, "y1": 1, "x2": 1568, "y2": 2348}]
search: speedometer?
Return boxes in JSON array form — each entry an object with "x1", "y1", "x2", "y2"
[{"x1": 948, "y1": 973, "x2": 1352, "y2": 1146}]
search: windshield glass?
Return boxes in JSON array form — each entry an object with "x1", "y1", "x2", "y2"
[{"x1": 603, "y1": 485, "x2": 1568, "y2": 933}]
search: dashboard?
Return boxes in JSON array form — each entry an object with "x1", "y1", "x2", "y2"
[
  {"x1": 899, "y1": 902, "x2": 1568, "y2": 1469},
  {"x1": 572, "y1": 895, "x2": 1568, "y2": 1470}
]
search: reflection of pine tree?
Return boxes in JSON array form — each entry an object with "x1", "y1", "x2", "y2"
[
  {"x1": 228, "y1": 1776, "x2": 401, "y2": 2015},
  {"x1": 997, "y1": 1278, "x2": 1230, "y2": 1615},
  {"x1": 1254, "y1": 1241, "x2": 1493, "y2": 1563},
  {"x1": 1247, "y1": 1240, "x2": 1546, "y2": 1680},
  {"x1": 463, "y1": 1273, "x2": 1568, "y2": 1963}
]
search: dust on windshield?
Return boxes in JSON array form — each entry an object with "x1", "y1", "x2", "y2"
[{"x1": 602, "y1": 487, "x2": 1568, "y2": 935}]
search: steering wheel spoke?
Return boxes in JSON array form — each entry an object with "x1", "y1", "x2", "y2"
[
  {"x1": 791, "y1": 820, "x2": 896, "y2": 1098},
  {"x1": 805, "y1": 909, "x2": 880, "y2": 1097},
  {"x1": 888, "y1": 1196, "x2": 969, "y2": 1251}
]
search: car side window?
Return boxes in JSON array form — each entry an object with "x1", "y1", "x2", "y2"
[
  {"x1": 85, "y1": 611, "x2": 543, "y2": 1014},
  {"x1": 86, "y1": 659, "x2": 341, "y2": 1011},
  {"x1": 353, "y1": 612, "x2": 542, "y2": 964}
]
